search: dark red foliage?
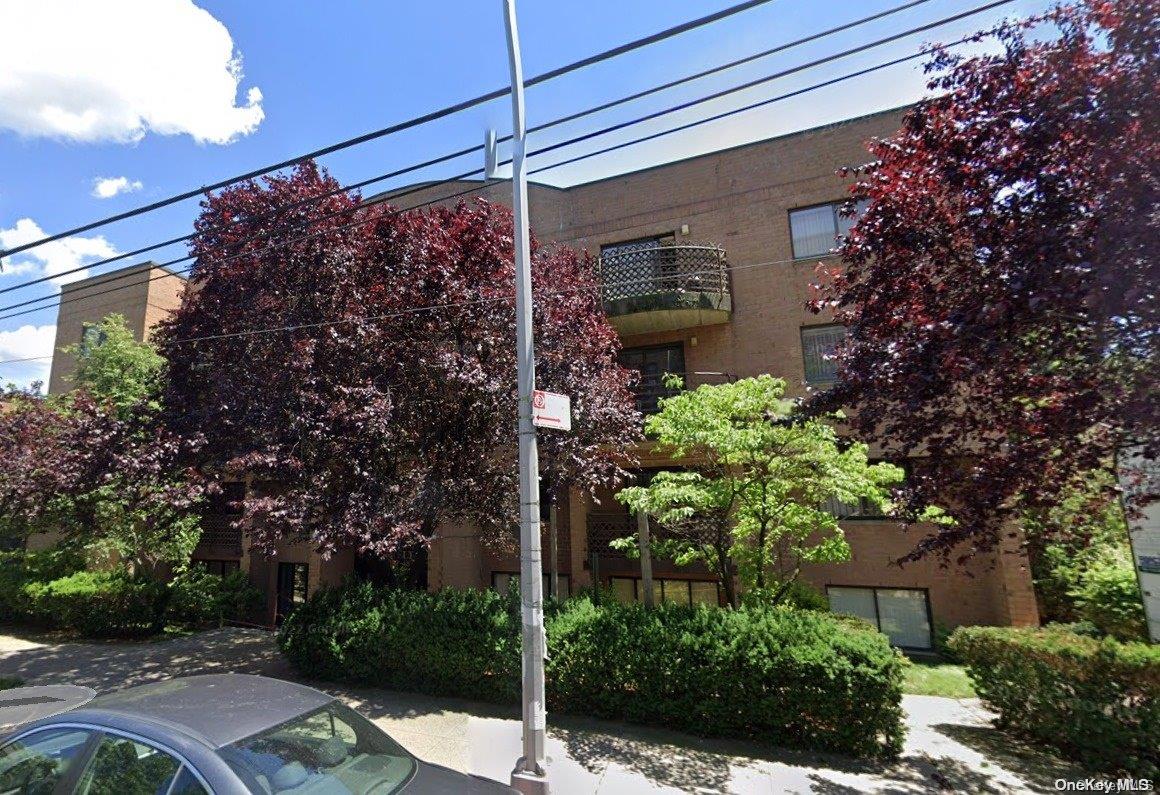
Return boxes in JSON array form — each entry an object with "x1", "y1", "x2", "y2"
[
  {"x1": 807, "y1": 0, "x2": 1158, "y2": 562},
  {"x1": 0, "y1": 392, "x2": 207, "y2": 550},
  {"x1": 159, "y1": 162, "x2": 639, "y2": 557}
]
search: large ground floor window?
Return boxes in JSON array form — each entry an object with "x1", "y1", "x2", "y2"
[
  {"x1": 191, "y1": 558, "x2": 240, "y2": 577},
  {"x1": 827, "y1": 585, "x2": 932, "y2": 649},
  {"x1": 492, "y1": 571, "x2": 571, "y2": 599},
  {"x1": 609, "y1": 576, "x2": 720, "y2": 607}
]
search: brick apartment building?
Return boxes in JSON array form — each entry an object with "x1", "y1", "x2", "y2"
[{"x1": 47, "y1": 107, "x2": 1039, "y2": 645}]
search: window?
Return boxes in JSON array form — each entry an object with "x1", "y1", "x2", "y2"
[
  {"x1": 221, "y1": 702, "x2": 415, "y2": 795},
  {"x1": 191, "y1": 558, "x2": 241, "y2": 577},
  {"x1": 822, "y1": 459, "x2": 906, "y2": 519},
  {"x1": 80, "y1": 324, "x2": 108, "y2": 353},
  {"x1": 0, "y1": 728, "x2": 94, "y2": 794},
  {"x1": 789, "y1": 200, "x2": 868, "y2": 259},
  {"x1": 276, "y1": 562, "x2": 309, "y2": 624},
  {"x1": 609, "y1": 576, "x2": 720, "y2": 607},
  {"x1": 619, "y1": 344, "x2": 685, "y2": 414},
  {"x1": 75, "y1": 735, "x2": 193, "y2": 795},
  {"x1": 827, "y1": 586, "x2": 932, "y2": 649},
  {"x1": 801, "y1": 324, "x2": 846, "y2": 385},
  {"x1": 492, "y1": 572, "x2": 571, "y2": 599}
]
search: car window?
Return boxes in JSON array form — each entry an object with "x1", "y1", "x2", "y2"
[
  {"x1": 168, "y1": 766, "x2": 210, "y2": 795},
  {"x1": 221, "y1": 702, "x2": 415, "y2": 794},
  {"x1": 74, "y1": 735, "x2": 182, "y2": 795},
  {"x1": 0, "y1": 727, "x2": 93, "y2": 795}
]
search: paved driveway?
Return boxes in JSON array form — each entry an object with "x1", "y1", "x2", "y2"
[{"x1": 0, "y1": 627, "x2": 1085, "y2": 793}]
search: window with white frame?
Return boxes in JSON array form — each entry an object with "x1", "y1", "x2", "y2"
[
  {"x1": 827, "y1": 585, "x2": 932, "y2": 649},
  {"x1": 801, "y1": 324, "x2": 846, "y2": 385},
  {"x1": 789, "y1": 199, "x2": 868, "y2": 259}
]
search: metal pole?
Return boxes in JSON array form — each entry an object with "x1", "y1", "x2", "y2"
[
  {"x1": 549, "y1": 501, "x2": 560, "y2": 600},
  {"x1": 503, "y1": 2, "x2": 549, "y2": 792},
  {"x1": 637, "y1": 511, "x2": 654, "y2": 608}
]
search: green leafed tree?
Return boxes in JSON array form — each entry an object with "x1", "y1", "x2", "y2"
[
  {"x1": 616, "y1": 375, "x2": 903, "y2": 607},
  {"x1": 0, "y1": 313, "x2": 205, "y2": 579},
  {"x1": 61, "y1": 313, "x2": 164, "y2": 414}
]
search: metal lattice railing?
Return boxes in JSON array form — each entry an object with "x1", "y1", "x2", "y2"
[
  {"x1": 598, "y1": 244, "x2": 727, "y2": 303},
  {"x1": 587, "y1": 511, "x2": 634, "y2": 560},
  {"x1": 197, "y1": 515, "x2": 242, "y2": 554}
]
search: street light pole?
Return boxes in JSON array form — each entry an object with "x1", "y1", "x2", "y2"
[{"x1": 503, "y1": 1, "x2": 549, "y2": 792}]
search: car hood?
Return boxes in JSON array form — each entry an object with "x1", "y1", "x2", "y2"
[{"x1": 406, "y1": 760, "x2": 516, "y2": 793}]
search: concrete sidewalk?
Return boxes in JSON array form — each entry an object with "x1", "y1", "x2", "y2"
[{"x1": 0, "y1": 627, "x2": 1084, "y2": 793}]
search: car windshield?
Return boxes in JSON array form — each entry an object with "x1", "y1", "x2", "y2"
[{"x1": 220, "y1": 701, "x2": 416, "y2": 794}]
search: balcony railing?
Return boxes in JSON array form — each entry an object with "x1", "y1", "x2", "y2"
[
  {"x1": 598, "y1": 244, "x2": 731, "y2": 333},
  {"x1": 196, "y1": 515, "x2": 243, "y2": 556}
]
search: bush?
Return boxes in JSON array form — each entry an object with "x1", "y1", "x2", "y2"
[
  {"x1": 741, "y1": 581, "x2": 829, "y2": 612},
  {"x1": 0, "y1": 548, "x2": 85, "y2": 623},
  {"x1": 1070, "y1": 554, "x2": 1148, "y2": 641},
  {"x1": 949, "y1": 625, "x2": 1159, "y2": 777},
  {"x1": 22, "y1": 571, "x2": 169, "y2": 638},
  {"x1": 279, "y1": 583, "x2": 906, "y2": 757},
  {"x1": 168, "y1": 568, "x2": 263, "y2": 627}
]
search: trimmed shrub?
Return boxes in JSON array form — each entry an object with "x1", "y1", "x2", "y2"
[
  {"x1": 0, "y1": 548, "x2": 86, "y2": 623},
  {"x1": 168, "y1": 568, "x2": 263, "y2": 627},
  {"x1": 23, "y1": 571, "x2": 169, "y2": 638},
  {"x1": 950, "y1": 625, "x2": 1159, "y2": 777},
  {"x1": 279, "y1": 582, "x2": 521, "y2": 703},
  {"x1": 279, "y1": 583, "x2": 906, "y2": 757}
]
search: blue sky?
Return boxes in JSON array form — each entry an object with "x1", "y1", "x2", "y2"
[{"x1": 0, "y1": 0, "x2": 1049, "y2": 388}]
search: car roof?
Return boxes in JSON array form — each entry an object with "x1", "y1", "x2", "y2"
[{"x1": 64, "y1": 674, "x2": 335, "y2": 749}]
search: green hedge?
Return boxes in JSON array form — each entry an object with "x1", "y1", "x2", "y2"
[
  {"x1": 0, "y1": 550, "x2": 168, "y2": 638},
  {"x1": 167, "y1": 568, "x2": 264, "y2": 628},
  {"x1": 279, "y1": 582, "x2": 906, "y2": 757},
  {"x1": 949, "y1": 626, "x2": 1160, "y2": 777},
  {"x1": 22, "y1": 571, "x2": 169, "y2": 638}
]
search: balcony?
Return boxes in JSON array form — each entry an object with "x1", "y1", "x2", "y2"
[
  {"x1": 195, "y1": 515, "x2": 243, "y2": 557},
  {"x1": 599, "y1": 243, "x2": 731, "y2": 335}
]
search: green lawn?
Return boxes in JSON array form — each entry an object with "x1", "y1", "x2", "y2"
[{"x1": 902, "y1": 660, "x2": 975, "y2": 698}]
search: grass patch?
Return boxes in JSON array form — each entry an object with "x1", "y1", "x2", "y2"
[
  {"x1": 0, "y1": 676, "x2": 23, "y2": 690},
  {"x1": 902, "y1": 659, "x2": 975, "y2": 698}
]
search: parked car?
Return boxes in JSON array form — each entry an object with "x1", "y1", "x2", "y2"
[{"x1": 0, "y1": 674, "x2": 515, "y2": 793}]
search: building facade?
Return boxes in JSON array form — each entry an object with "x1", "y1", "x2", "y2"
[{"x1": 47, "y1": 107, "x2": 1040, "y2": 643}]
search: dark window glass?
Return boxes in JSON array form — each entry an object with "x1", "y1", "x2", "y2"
[
  {"x1": 801, "y1": 324, "x2": 846, "y2": 385},
  {"x1": 75, "y1": 736, "x2": 182, "y2": 795},
  {"x1": 192, "y1": 558, "x2": 241, "y2": 577},
  {"x1": 491, "y1": 572, "x2": 571, "y2": 599},
  {"x1": 222, "y1": 702, "x2": 415, "y2": 795},
  {"x1": 608, "y1": 576, "x2": 719, "y2": 607},
  {"x1": 0, "y1": 728, "x2": 94, "y2": 794},
  {"x1": 619, "y1": 344, "x2": 685, "y2": 414},
  {"x1": 276, "y1": 562, "x2": 309, "y2": 624}
]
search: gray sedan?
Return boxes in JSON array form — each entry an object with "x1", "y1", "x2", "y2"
[{"x1": 0, "y1": 674, "x2": 514, "y2": 794}]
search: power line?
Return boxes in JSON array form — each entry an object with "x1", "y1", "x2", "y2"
[
  {"x1": 0, "y1": 0, "x2": 777, "y2": 261},
  {"x1": 0, "y1": 1, "x2": 1007, "y2": 321},
  {"x1": 0, "y1": 0, "x2": 937, "y2": 298},
  {"x1": 0, "y1": 254, "x2": 811, "y2": 366}
]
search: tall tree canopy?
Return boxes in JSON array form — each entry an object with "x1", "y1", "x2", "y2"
[
  {"x1": 808, "y1": 0, "x2": 1158, "y2": 561},
  {"x1": 160, "y1": 162, "x2": 639, "y2": 558}
]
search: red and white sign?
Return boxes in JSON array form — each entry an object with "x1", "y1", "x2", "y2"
[{"x1": 531, "y1": 390, "x2": 571, "y2": 431}]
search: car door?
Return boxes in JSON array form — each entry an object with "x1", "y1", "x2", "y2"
[
  {"x1": 0, "y1": 727, "x2": 97, "y2": 795},
  {"x1": 70, "y1": 732, "x2": 211, "y2": 795}
]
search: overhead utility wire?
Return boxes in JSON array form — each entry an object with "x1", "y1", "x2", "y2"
[
  {"x1": 0, "y1": 0, "x2": 938, "y2": 298},
  {"x1": 0, "y1": 0, "x2": 776, "y2": 260},
  {"x1": 0, "y1": 17, "x2": 1005, "y2": 324}
]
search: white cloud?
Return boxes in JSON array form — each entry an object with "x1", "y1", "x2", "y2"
[
  {"x1": 92, "y1": 176, "x2": 143, "y2": 199},
  {"x1": 0, "y1": 0, "x2": 264, "y2": 145},
  {"x1": 0, "y1": 323, "x2": 54, "y2": 390},
  {"x1": 0, "y1": 218, "x2": 118, "y2": 286}
]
